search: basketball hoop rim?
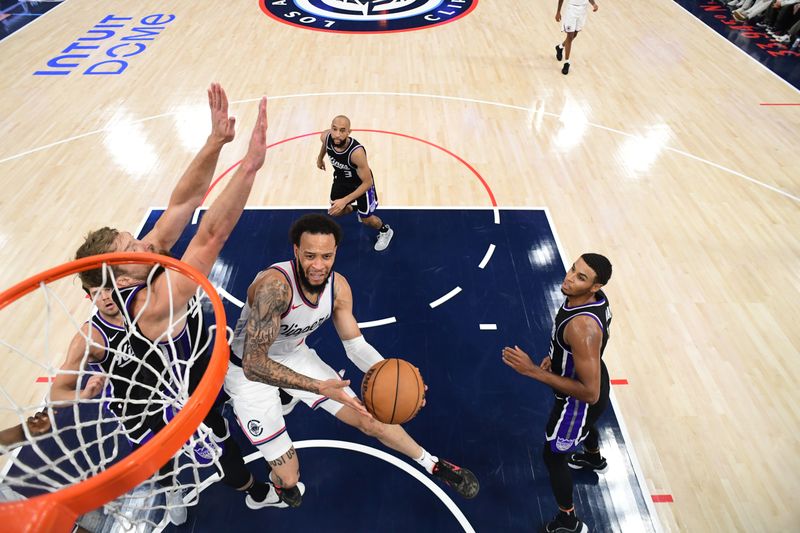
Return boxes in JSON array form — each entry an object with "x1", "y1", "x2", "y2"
[{"x1": 0, "y1": 252, "x2": 230, "y2": 532}]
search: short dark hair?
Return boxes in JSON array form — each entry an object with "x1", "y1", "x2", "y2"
[
  {"x1": 581, "y1": 253, "x2": 612, "y2": 285},
  {"x1": 289, "y1": 214, "x2": 342, "y2": 246}
]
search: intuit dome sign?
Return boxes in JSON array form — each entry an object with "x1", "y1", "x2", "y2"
[
  {"x1": 34, "y1": 14, "x2": 174, "y2": 76},
  {"x1": 260, "y1": 0, "x2": 478, "y2": 33}
]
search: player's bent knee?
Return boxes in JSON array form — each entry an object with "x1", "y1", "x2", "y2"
[{"x1": 271, "y1": 464, "x2": 301, "y2": 489}]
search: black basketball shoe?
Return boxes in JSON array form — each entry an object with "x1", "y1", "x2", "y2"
[
  {"x1": 555, "y1": 45, "x2": 563, "y2": 61},
  {"x1": 432, "y1": 459, "x2": 480, "y2": 499},
  {"x1": 246, "y1": 482, "x2": 305, "y2": 509},
  {"x1": 568, "y1": 452, "x2": 608, "y2": 473},
  {"x1": 562, "y1": 62, "x2": 570, "y2": 75},
  {"x1": 543, "y1": 513, "x2": 588, "y2": 533}
]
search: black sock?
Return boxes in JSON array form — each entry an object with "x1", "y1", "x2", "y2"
[
  {"x1": 558, "y1": 508, "x2": 578, "y2": 526},
  {"x1": 246, "y1": 481, "x2": 270, "y2": 502}
]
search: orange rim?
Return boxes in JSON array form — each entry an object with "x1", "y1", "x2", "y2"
[{"x1": 0, "y1": 253, "x2": 229, "y2": 532}]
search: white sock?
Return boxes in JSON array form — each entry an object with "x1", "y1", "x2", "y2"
[
  {"x1": 565, "y1": 60, "x2": 570, "y2": 65},
  {"x1": 415, "y1": 448, "x2": 439, "y2": 474},
  {"x1": 557, "y1": 44, "x2": 564, "y2": 50}
]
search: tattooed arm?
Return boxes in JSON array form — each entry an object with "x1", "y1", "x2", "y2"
[{"x1": 241, "y1": 271, "x2": 370, "y2": 416}]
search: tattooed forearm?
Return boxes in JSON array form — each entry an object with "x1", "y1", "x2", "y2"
[{"x1": 242, "y1": 278, "x2": 321, "y2": 393}]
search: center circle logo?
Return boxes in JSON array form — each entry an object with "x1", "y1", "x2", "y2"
[{"x1": 260, "y1": 0, "x2": 478, "y2": 34}]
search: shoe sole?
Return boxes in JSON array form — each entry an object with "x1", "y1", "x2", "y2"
[{"x1": 568, "y1": 462, "x2": 608, "y2": 474}]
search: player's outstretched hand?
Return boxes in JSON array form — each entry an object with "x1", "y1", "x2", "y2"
[
  {"x1": 502, "y1": 345, "x2": 539, "y2": 377},
  {"x1": 242, "y1": 96, "x2": 268, "y2": 173},
  {"x1": 539, "y1": 356, "x2": 552, "y2": 372},
  {"x1": 318, "y1": 378, "x2": 372, "y2": 418},
  {"x1": 208, "y1": 82, "x2": 236, "y2": 144},
  {"x1": 25, "y1": 411, "x2": 52, "y2": 437}
]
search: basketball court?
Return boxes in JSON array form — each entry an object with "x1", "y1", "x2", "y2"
[{"x1": 0, "y1": 1, "x2": 798, "y2": 532}]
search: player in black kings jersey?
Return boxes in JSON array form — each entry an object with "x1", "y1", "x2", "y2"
[
  {"x1": 316, "y1": 115, "x2": 394, "y2": 251},
  {"x1": 70, "y1": 86, "x2": 276, "y2": 522},
  {"x1": 502, "y1": 253, "x2": 612, "y2": 533}
]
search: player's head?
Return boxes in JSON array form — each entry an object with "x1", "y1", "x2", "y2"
[
  {"x1": 290, "y1": 214, "x2": 342, "y2": 295},
  {"x1": 561, "y1": 253, "x2": 612, "y2": 297},
  {"x1": 76, "y1": 227, "x2": 171, "y2": 287},
  {"x1": 330, "y1": 115, "x2": 351, "y2": 149},
  {"x1": 84, "y1": 285, "x2": 121, "y2": 319}
]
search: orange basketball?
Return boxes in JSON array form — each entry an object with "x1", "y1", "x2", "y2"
[{"x1": 361, "y1": 358, "x2": 425, "y2": 424}]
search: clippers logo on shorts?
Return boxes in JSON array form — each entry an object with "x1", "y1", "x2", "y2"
[
  {"x1": 260, "y1": 0, "x2": 478, "y2": 34},
  {"x1": 247, "y1": 419, "x2": 264, "y2": 437}
]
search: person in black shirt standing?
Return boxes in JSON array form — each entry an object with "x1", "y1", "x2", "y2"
[
  {"x1": 316, "y1": 115, "x2": 394, "y2": 251},
  {"x1": 503, "y1": 253, "x2": 613, "y2": 533}
]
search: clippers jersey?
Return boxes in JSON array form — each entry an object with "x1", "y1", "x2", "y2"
[
  {"x1": 548, "y1": 290, "x2": 611, "y2": 397},
  {"x1": 325, "y1": 133, "x2": 369, "y2": 189},
  {"x1": 231, "y1": 260, "x2": 334, "y2": 361}
]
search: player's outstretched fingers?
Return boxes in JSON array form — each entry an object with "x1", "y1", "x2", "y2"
[
  {"x1": 319, "y1": 378, "x2": 372, "y2": 418},
  {"x1": 219, "y1": 83, "x2": 229, "y2": 114}
]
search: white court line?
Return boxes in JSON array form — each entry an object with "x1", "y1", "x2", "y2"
[
  {"x1": 1, "y1": 92, "x2": 795, "y2": 202},
  {"x1": 358, "y1": 316, "x2": 397, "y2": 328},
  {"x1": 429, "y1": 287, "x2": 462, "y2": 308},
  {"x1": 493, "y1": 208, "x2": 500, "y2": 224},
  {"x1": 544, "y1": 207, "x2": 664, "y2": 533},
  {"x1": 216, "y1": 287, "x2": 245, "y2": 308},
  {"x1": 133, "y1": 208, "x2": 156, "y2": 239},
  {"x1": 174, "y1": 440, "x2": 476, "y2": 533},
  {"x1": 479, "y1": 324, "x2": 497, "y2": 330},
  {"x1": 478, "y1": 244, "x2": 496, "y2": 269},
  {"x1": 191, "y1": 207, "x2": 206, "y2": 225},
  {"x1": 296, "y1": 440, "x2": 475, "y2": 533}
]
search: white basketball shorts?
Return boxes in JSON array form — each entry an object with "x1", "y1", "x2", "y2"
[
  {"x1": 562, "y1": 3, "x2": 588, "y2": 33},
  {"x1": 223, "y1": 345, "x2": 356, "y2": 461}
]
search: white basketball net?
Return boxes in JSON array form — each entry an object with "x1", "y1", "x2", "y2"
[{"x1": 0, "y1": 262, "x2": 229, "y2": 531}]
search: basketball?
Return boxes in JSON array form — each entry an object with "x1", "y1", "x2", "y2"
[{"x1": 361, "y1": 358, "x2": 425, "y2": 424}]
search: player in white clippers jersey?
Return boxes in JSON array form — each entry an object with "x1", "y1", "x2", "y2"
[
  {"x1": 224, "y1": 214, "x2": 479, "y2": 509},
  {"x1": 554, "y1": 0, "x2": 598, "y2": 75}
]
